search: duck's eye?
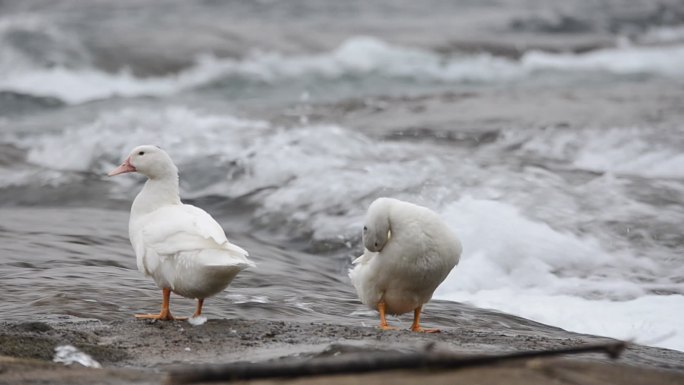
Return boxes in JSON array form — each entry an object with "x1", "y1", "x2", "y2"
[
  {"x1": 363, "y1": 226, "x2": 367, "y2": 231},
  {"x1": 374, "y1": 242, "x2": 378, "y2": 247},
  {"x1": 138, "y1": 151, "x2": 145, "y2": 156}
]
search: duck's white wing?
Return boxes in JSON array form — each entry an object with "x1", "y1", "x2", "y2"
[
  {"x1": 144, "y1": 205, "x2": 248, "y2": 255},
  {"x1": 133, "y1": 204, "x2": 253, "y2": 274},
  {"x1": 348, "y1": 249, "x2": 383, "y2": 308}
]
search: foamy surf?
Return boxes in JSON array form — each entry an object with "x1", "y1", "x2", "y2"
[
  {"x1": 434, "y1": 196, "x2": 684, "y2": 351},
  {"x1": 522, "y1": 44, "x2": 684, "y2": 76},
  {"x1": 437, "y1": 289, "x2": 684, "y2": 351}
]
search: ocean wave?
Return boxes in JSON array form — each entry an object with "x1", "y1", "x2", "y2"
[
  {"x1": 18, "y1": 106, "x2": 270, "y2": 173},
  {"x1": 522, "y1": 44, "x2": 684, "y2": 76},
  {"x1": 2, "y1": 36, "x2": 684, "y2": 104},
  {"x1": 0, "y1": 14, "x2": 92, "y2": 73}
]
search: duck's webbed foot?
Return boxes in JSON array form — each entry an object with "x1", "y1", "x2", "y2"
[
  {"x1": 377, "y1": 301, "x2": 398, "y2": 330},
  {"x1": 134, "y1": 312, "x2": 183, "y2": 321},
  {"x1": 410, "y1": 305, "x2": 440, "y2": 333},
  {"x1": 411, "y1": 326, "x2": 441, "y2": 333},
  {"x1": 191, "y1": 298, "x2": 204, "y2": 318},
  {"x1": 134, "y1": 288, "x2": 186, "y2": 321}
]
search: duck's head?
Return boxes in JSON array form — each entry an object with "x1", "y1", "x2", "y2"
[
  {"x1": 363, "y1": 198, "x2": 392, "y2": 252},
  {"x1": 108, "y1": 145, "x2": 177, "y2": 179}
]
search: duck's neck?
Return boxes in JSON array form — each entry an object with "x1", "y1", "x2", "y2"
[{"x1": 131, "y1": 173, "x2": 181, "y2": 217}]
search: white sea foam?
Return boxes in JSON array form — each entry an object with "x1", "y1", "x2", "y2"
[
  {"x1": 434, "y1": 196, "x2": 684, "y2": 351},
  {"x1": 436, "y1": 289, "x2": 684, "y2": 351},
  {"x1": 521, "y1": 44, "x2": 684, "y2": 76},
  {"x1": 436, "y1": 197, "x2": 657, "y2": 299},
  {"x1": 2, "y1": 36, "x2": 684, "y2": 104}
]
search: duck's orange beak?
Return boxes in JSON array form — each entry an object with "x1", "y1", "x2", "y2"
[{"x1": 108, "y1": 157, "x2": 136, "y2": 176}]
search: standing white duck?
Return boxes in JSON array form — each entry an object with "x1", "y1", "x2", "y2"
[
  {"x1": 349, "y1": 197, "x2": 461, "y2": 332},
  {"x1": 108, "y1": 145, "x2": 255, "y2": 321}
]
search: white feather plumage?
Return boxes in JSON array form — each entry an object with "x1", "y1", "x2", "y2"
[
  {"x1": 115, "y1": 145, "x2": 254, "y2": 303},
  {"x1": 349, "y1": 198, "x2": 461, "y2": 315}
]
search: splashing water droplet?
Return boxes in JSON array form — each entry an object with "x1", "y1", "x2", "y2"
[{"x1": 188, "y1": 315, "x2": 208, "y2": 326}]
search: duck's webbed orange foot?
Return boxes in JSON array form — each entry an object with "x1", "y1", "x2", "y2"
[
  {"x1": 135, "y1": 288, "x2": 186, "y2": 321},
  {"x1": 410, "y1": 326, "x2": 441, "y2": 333},
  {"x1": 410, "y1": 305, "x2": 439, "y2": 333},
  {"x1": 191, "y1": 298, "x2": 204, "y2": 318},
  {"x1": 377, "y1": 301, "x2": 398, "y2": 331},
  {"x1": 135, "y1": 312, "x2": 177, "y2": 321},
  {"x1": 134, "y1": 312, "x2": 187, "y2": 321}
]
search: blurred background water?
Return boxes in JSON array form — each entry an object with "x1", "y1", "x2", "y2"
[{"x1": 1, "y1": 0, "x2": 683, "y2": 351}]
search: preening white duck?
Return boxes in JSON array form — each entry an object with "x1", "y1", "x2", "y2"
[
  {"x1": 108, "y1": 145, "x2": 255, "y2": 321},
  {"x1": 349, "y1": 197, "x2": 461, "y2": 332}
]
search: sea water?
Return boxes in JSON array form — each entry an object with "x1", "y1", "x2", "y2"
[{"x1": 1, "y1": 1, "x2": 683, "y2": 352}]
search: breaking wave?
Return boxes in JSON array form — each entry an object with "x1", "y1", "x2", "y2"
[{"x1": 2, "y1": 34, "x2": 684, "y2": 104}]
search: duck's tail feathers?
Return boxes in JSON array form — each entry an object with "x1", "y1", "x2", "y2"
[
  {"x1": 197, "y1": 248, "x2": 256, "y2": 270},
  {"x1": 222, "y1": 241, "x2": 249, "y2": 256}
]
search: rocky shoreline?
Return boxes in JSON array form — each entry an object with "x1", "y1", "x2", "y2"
[{"x1": 2, "y1": 300, "x2": 684, "y2": 384}]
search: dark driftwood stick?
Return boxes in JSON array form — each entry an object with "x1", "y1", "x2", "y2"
[{"x1": 166, "y1": 341, "x2": 627, "y2": 384}]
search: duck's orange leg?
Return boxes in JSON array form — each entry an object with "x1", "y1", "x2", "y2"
[
  {"x1": 378, "y1": 301, "x2": 398, "y2": 330},
  {"x1": 135, "y1": 288, "x2": 185, "y2": 321},
  {"x1": 410, "y1": 305, "x2": 440, "y2": 333},
  {"x1": 192, "y1": 298, "x2": 204, "y2": 318}
]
